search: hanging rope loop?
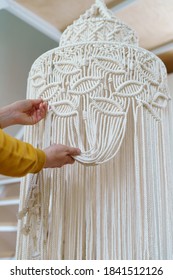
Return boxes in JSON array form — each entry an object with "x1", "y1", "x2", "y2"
[
  {"x1": 81, "y1": 0, "x2": 111, "y2": 19},
  {"x1": 95, "y1": 0, "x2": 111, "y2": 18}
]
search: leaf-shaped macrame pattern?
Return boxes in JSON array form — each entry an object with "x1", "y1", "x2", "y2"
[
  {"x1": 94, "y1": 56, "x2": 125, "y2": 74},
  {"x1": 69, "y1": 77, "x2": 101, "y2": 95},
  {"x1": 151, "y1": 92, "x2": 169, "y2": 108},
  {"x1": 115, "y1": 81, "x2": 144, "y2": 97},
  {"x1": 137, "y1": 92, "x2": 169, "y2": 121},
  {"x1": 50, "y1": 100, "x2": 77, "y2": 117},
  {"x1": 137, "y1": 52, "x2": 161, "y2": 86},
  {"x1": 31, "y1": 74, "x2": 45, "y2": 88},
  {"x1": 141, "y1": 63, "x2": 159, "y2": 86},
  {"x1": 54, "y1": 61, "x2": 81, "y2": 75},
  {"x1": 91, "y1": 97, "x2": 125, "y2": 116},
  {"x1": 38, "y1": 83, "x2": 59, "y2": 101}
]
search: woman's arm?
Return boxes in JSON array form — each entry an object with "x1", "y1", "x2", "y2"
[
  {"x1": 0, "y1": 99, "x2": 80, "y2": 177},
  {"x1": 0, "y1": 129, "x2": 80, "y2": 177},
  {"x1": 0, "y1": 128, "x2": 46, "y2": 177}
]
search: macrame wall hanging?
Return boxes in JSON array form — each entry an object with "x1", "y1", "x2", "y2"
[{"x1": 16, "y1": 0, "x2": 173, "y2": 260}]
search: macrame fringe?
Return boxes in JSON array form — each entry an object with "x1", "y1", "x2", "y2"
[
  {"x1": 16, "y1": 99, "x2": 173, "y2": 259},
  {"x1": 15, "y1": 0, "x2": 173, "y2": 260}
]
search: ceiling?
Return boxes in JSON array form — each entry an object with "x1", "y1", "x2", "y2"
[{"x1": 14, "y1": 0, "x2": 173, "y2": 73}]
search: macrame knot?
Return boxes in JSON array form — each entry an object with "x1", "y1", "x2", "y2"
[
  {"x1": 135, "y1": 97, "x2": 143, "y2": 107},
  {"x1": 28, "y1": 198, "x2": 35, "y2": 208},
  {"x1": 95, "y1": 0, "x2": 112, "y2": 18},
  {"x1": 34, "y1": 204, "x2": 41, "y2": 215},
  {"x1": 32, "y1": 252, "x2": 40, "y2": 260},
  {"x1": 108, "y1": 77, "x2": 113, "y2": 83},
  {"x1": 16, "y1": 0, "x2": 172, "y2": 261},
  {"x1": 21, "y1": 225, "x2": 30, "y2": 235},
  {"x1": 81, "y1": 0, "x2": 111, "y2": 20},
  {"x1": 18, "y1": 208, "x2": 28, "y2": 219}
]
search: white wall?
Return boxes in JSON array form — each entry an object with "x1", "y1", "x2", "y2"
[
  {"x1": 168, "y1": 73, "x2": 173, "y2": 91},
  {"x1": 0, "y1": 10, "x2": 58, "y2": 136},
  {"x1": 167, "y1": 73, "x2": 173, "y2": 163}
]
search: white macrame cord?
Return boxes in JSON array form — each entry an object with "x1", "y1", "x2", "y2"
[{"x1": 16, "y1": 0, "x2": 173, "y2": 260}]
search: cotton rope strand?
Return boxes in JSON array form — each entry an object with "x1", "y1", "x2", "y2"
[{"x1": 16, "y1": 0, "x2": 173, "y2": 260}]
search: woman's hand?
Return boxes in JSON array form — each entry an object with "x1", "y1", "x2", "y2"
[
  {"x1": 0, "y1": 99, "x2": 47, "y2": 128},
  {"x1": 10, "y1": 99, "x2": 48, "y2": 125},
  {"x1": 43, "y1": 144, "x2": 81, "y2": 168}
]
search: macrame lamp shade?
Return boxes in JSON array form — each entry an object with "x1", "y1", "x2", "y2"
[{"x1": 16, "y1": 0, "x2": 173, "y2": 260}]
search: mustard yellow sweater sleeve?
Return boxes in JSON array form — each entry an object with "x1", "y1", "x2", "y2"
[{"x1": 0, "y1": 128, "x2": 46, "y2": 177}]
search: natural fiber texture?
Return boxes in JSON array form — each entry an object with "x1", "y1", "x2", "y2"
[{"x1": 16, "y1": 0, "x2": 173, "y2": 259}]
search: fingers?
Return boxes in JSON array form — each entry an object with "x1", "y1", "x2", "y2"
[
  {"x1": 30, "y1": 99, "x2": 43, "y2": 106},
  {"x1": 30, "y1": 99, "x2": 48, "y2": 112},
  {"x1": 43, "y1": 144, "x2": 80, "y2": 169},
  {"x1": 66, "y1": 156, "x2": 75, "y2": 165},
  {"x1": 67, "y1": 147, "x2": 81, "y2": 156},
  {"x1": 33, "y1": 101, "x2": 48, "y2": 122},
  {"x1": 39, "y1": 101, "x2": 48, "y2": 117}
]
